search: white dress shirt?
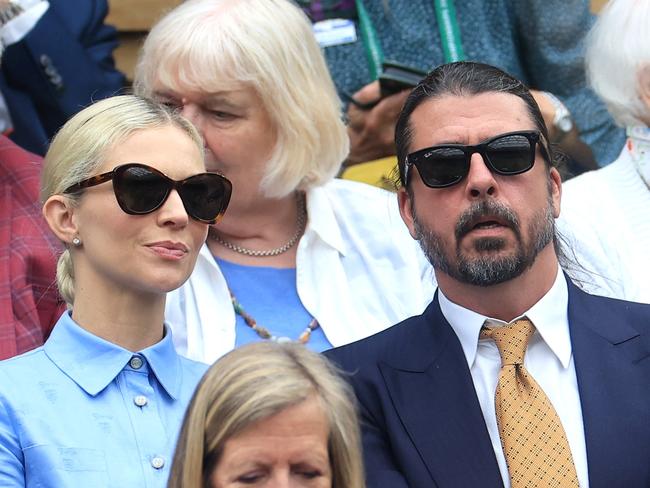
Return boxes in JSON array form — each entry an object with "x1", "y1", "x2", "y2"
[
  {"x1": 165, "y1": 178, "x2": 436, "y2": 363},
  {"x1": 439, "y1": 268, "x2": 589, "y2": 487}
]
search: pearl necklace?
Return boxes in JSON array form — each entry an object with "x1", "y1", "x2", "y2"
[{"x1": 209, "y1": 193, "x2": 306, "y2": 257}]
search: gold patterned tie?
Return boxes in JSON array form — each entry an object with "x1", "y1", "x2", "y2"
[{"x1": 480, "y1": 318, "x2": 579, "y2": 487}]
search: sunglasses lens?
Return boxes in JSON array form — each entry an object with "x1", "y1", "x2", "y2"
[
  {"x1": 416, "y1": 147, "x2": 468, "y2": 187},
  {"x1": 486, "y1": 133, "x2": 535, "y2": 174},
  {"x1": 179, "y1": 173, "x2": 232, "y2": 223},
  {"x1": 114, "y1": 165, "x2": 170, "y2": 214}
]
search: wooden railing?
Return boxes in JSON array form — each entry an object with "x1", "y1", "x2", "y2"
[{"x1": 106, "y1": 0, "x2": 182, "y2": 81}]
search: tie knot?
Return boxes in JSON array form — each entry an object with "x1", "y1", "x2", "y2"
[{"x1": 480, "y1": 318, "x2": 535, "y2": 366}]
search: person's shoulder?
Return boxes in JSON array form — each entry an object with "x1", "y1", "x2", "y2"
[
  {"x1": 178, "y1": 355, "x2": 210, "y2": 380},
  {"x1": 321, "y1": 177, "x2": 395, "y2": 201},
  {"x1": 590, "y1": 293, "x2": 650, "y2": 318},
  {"x1": 0, "y1": 136, "x2": 41, "y2": 173},
  {"x1": 571, "y1": 282, "x2": 650, "y2": 326},
  {"x1": 325, "y1": 309, "x2": 431, "y2": 370},
  {"x1": 562, "y1": 167, "x2": 609, "y2": 204},
  {"x1": 316, "y1": 178, "x2": 407, "y2": 231},
  {"x1": 47, "y1": 0, "x2": 108, "y2": 19},
  {"x1": 0, "y1": 347, "x2": 48, "y2": 393},
  {"x1": 559, "y1": 164, "x2": 620, "y2": 233},
  {"x1": 562, "y1": 150, "x2": 628, "y2": 206},
  {"x1": 0, "y1": 347, "x2": 47, "y2": 369}
]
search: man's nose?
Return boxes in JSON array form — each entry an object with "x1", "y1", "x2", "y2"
[{"x1": 465, "y1": 151, "x2": 498, "y2": 198}]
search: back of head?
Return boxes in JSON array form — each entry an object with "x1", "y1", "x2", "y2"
[
  {"x1": 41, "y1": 94, "x2": 202, "y2": 307},
  {"x1": 134, "y1": 0, "x2": 349, "y2": 197},
  {"x1": 394, "y1": 61, "x2": 553, "y2": 186},
  {"x1": 586, "y1": 0, "x2": 650, "y2": 126},
  {"x1": 168, "y1": 342, "x2": 364, "y2": 488}
]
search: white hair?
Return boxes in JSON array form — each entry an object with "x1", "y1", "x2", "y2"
[
  {"x1": 134, "y1": 0, "x2": 349, "y2": 198},
  {"x1": 586, "y1": 0, "x2": 650, "y2": 126}
]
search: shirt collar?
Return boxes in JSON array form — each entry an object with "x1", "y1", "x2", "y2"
[
  {"x1": 44, "y1": 311, "x2": 182, "y2": 399},
  {"x1": 439, "y1": 266, "x2": 571, "y2": 369},
  {"x1": 303, "y1": 186, "x2": 347, "y2": 256}
]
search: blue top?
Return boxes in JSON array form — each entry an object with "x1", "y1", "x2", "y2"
[
  {"x1": 218, "y1": 258, "x2": 333, "y2": 352},
  {"x1": 313, "y1": 0, "x2": 625, "y2": 166},
  {"x1": 0, "y1": 312, "x2": 208, "y2": 487}
]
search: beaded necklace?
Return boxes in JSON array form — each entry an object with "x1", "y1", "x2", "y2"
[{"x1": 229, "y1": 289, "x2": 320, "y2": 344}]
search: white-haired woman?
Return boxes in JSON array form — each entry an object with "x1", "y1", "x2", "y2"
[
  {"x1": 134, "y1": 0, "x2": 434, "y2": 362},
  {"x1": 0, "y1": 95, "x2": 232, "y2": 486},
  {"x1": 557, "y1": 0, "x2": 650, "y2": 304},
  {"x1": 168, "y1": 341, "x2": 365, "y2": 488}
]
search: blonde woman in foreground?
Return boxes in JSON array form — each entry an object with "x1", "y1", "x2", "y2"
[
  {"x1": 0, "y1": 95, "x2": 232, "y2": 487},
  {"x1": 168, "y1": 342, "x2": 365, "y2": 488}
]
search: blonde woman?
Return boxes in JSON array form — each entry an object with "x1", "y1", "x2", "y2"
[
  {"x1": 0, "y1": 95, "x2": 232, "y2": 486},
  {"x1": 168, "y1": 341, "x2": 365, "y2": 488},
  {"x1": 134, "y1": 0, "x2": 435, "y2": 362}
]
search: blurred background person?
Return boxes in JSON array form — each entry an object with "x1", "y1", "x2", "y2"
[
  {"x1": 299, "y1": 0, "x2": 622, "y2": 174},
  {"x1": 558, "y1": 0, "x2": 650, "y2": 304},
  {"x1": 0, "y1": 0, "x2": 125, "y2": 155},
  {"x1": 134, "y1": 0, "x2": 434, "y2": 363},
  {"x1": 168, "y1": 341, "x2": 364, "y2": 488},
  {"x1": 0, "y1": 135, "x2": 63, "y2": 359},
  {"x1": 0, "y1": 95, "x2": 232, "y2": 486}
]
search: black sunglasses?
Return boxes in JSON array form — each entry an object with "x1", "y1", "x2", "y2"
[
  {"x1": 404, "y1": 130, "x2": 549, "y2": 189},
  {"x1": 63, "y1": 163, "x2": 232, "y2": 224}
]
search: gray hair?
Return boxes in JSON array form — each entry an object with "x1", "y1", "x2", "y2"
[{"x1": 134, "y1": 0, "x2": 349, "y2": 198}]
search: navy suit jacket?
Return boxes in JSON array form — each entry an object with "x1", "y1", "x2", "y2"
[
  {"x1": 325, "y1": 278, "x2": 650, "y2": 488},
  {"x1": 1, "y1": 0, "x2": 125, "y2": 155}
]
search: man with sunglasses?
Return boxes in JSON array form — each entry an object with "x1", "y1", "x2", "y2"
[{"x1": 325, "y1": 62, "x2": 650, "y2": 488}]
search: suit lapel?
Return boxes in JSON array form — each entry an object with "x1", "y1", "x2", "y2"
[
  {"x1": 568, "y1": 280, "x2": 650, "y2": 487},
  {"x1": 379, "y1": 300, "x2": 504, "y2": 487}
]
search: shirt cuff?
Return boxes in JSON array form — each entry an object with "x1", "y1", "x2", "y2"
[{"x1": 2, "y1": 0, "x2": 49, "y2": 46}]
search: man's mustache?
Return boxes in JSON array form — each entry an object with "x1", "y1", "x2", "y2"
[{"x1": 455, "y1": 200, "x2": 520, "y2": 240}]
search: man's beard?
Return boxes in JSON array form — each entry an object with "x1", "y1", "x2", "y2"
[{"x1": 413, "y1": 198, "x2": 555, "y2": 287}]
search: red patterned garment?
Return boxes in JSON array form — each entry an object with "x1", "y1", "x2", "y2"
[{"x1": 0, "y1": 136, "x2": 64, "y2": 359}]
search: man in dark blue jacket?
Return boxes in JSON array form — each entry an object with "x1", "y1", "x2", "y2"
[{"x1": 326, "y1": 61, "x2": 650, "y2": 488}]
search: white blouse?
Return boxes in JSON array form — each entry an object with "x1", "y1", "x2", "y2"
[{"x1": 165, "y1": 178, "x2": 437, "y2": 363}]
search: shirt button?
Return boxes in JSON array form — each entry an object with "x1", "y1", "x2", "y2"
[
  {"x1": 133, "y1": 395, "x2": 148, "y2": 407},
  {"x1": 129, "y1": 356, "x2": 143, "y2": 369},
  {"x1": 151, "y1": 456, "x2": 165, "y2": 469}
]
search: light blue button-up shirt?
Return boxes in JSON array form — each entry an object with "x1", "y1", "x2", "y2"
[{"x1": 0, "y1": 312, "x2": 208, "y2": 487}]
